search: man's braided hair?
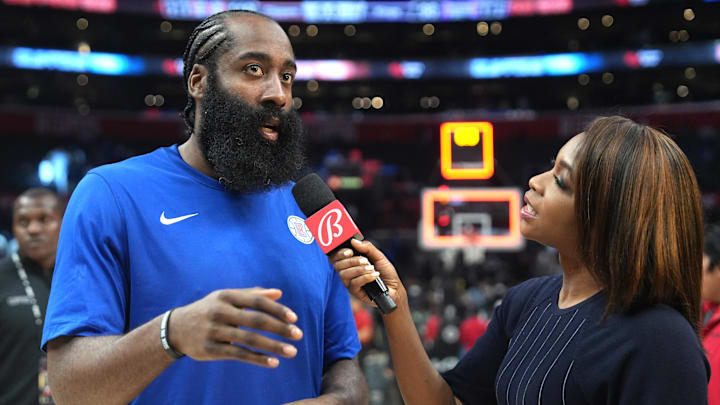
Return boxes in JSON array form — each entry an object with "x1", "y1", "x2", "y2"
[{"x1": 180, "y1": 9, "x2": 271, "y2": 135}]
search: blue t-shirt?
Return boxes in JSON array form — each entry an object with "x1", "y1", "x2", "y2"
[
  {"x1": 442, "y1": 275, "x2": 710, "y2": 405},
  {"x1": 41, "y1": 145, "x2": 360, "y2": 404}
]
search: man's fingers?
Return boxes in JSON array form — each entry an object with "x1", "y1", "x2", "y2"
[
  {"x1": 217, "y1": 307, "x2": 303, "y2": 341},
  {"x1": 204, "y1": 341, "x2": 282, "y2": 368},
  {"x1": 245, "y1": 287, "x2": 283, "y2": 301},
  {"x1": 219, "y1": 290, "x2": 298, "y2": 323},
  {"x1": 213, "y1": 325, "x2": 298, "y2": 358}
]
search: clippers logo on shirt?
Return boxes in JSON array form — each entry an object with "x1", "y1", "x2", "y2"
[
  {"x1": 287, "y1": 215, "x2": 314, "y2": 244},
  {"x1": 303, "y1": 200, "x2": 362, "y2": 254}
]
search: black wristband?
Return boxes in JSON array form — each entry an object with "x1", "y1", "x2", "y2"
[{"x1": 160, "y1": 309, "x2": 185, "y2": 360}]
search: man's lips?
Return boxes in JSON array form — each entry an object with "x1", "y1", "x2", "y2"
[
  {"x1": 261, "y1": 126, "x2": 278, "y2": 141},
  {"x1": 261, "y1": 118, "x2": 280, "y2": 141},
  {"x1": 23, "y1": 240, "x2": 48, "y2": 251}
]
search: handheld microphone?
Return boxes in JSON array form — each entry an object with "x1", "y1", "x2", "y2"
[{"x1": 292, "y1": 173, "x2": 397, "y2": 314}]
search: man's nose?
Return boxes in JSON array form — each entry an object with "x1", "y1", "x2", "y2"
[
  {"x1": 26, "y1": 220, "x2": 43, "y2": 234},
  {"x1": 259, "y1": 76, "x2": 288, "y2": 108}
]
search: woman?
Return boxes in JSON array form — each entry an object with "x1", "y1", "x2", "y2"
[{"x1": 331, "y1": 116, "x2": 709, "y2": 405}]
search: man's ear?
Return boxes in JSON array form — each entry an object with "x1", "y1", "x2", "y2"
[{"x1": 188, "y1": 64, "x2": 209, "y2": 100}]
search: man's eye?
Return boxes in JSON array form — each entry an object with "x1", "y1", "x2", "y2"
[
  {"x1": 245, "y1": 65, "x2": 264, "y2": 76},
  {"x1": 282, "y1": 73, "x2": 294, "y2": 83}
]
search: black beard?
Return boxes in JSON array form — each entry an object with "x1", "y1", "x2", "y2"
[{"x1": 197, "y1": 72, "x2": 305, "y2": 193}]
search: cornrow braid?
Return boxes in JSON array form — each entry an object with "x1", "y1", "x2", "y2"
[{"x1": 180, "y1": 9, "x2": 270, "y2": 135}]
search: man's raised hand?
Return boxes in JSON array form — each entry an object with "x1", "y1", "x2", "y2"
[{"x1": 168, "y1": 288, "x2": 303, "y2": 367}]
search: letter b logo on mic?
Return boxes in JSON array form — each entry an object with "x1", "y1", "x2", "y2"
[
  {"x1": 304, "y1": 200, "x2": 362, "y2": 254},
  {"x1": 317, "y1": 209, "x2": 343, "y2": 247}
]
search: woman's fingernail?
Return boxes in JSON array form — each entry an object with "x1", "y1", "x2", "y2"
[
  {"x1": 268, "y1": 357, "x2": 279, "y2": 367},
  {"x1": 359, "y1": 258, "x2": 369, "y2": 265},
  {"x1": 371, "y1": 272, "x2": 380, "y2": 277},
  {"x1": 283, "y1": 345, "x2": 297, "y2": 356},
  {"x1": 343, "y1": 250, "x2": 352, "y2": 257},
  {"x1": 365, "y1": 265, "x2": 374, "y2": 271}
]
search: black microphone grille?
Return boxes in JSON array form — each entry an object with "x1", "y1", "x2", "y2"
[{"x1": 292, "y1": 173, "x2": 337, "y2": 216}]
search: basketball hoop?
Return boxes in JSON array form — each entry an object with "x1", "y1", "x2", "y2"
[{"x1": 461, "y1": 228, "x2": 486, "y2": 265}]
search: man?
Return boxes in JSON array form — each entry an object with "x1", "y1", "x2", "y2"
[
  {"x1": 42, "y1": 10, "x2": 367, "y2": 405},
  {"x1": 702, "y1": 223, "x2": 720, "y2": 405},
  {"x1": 0, "y1": 188, "x2": 63, "y2": 405}
]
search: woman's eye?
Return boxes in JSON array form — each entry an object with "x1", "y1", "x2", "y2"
[
  {"x1": 554, "y1": 174, "x2": 568, "y2": 191},
  {"x1": 282, "y1": 73, "x2": 294, "y2": 83}
]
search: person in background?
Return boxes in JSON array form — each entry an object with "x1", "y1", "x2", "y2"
[
  {"x1": 702, "y1": 223, "x2": 720, "y2": 405},
  {"x1": 332, "y1": 116, "x2": 709, "y2": 405},
  {"x1": 458, "y1": 309, "x2": 488, "y2": 355},
  {"x1": 41, "y1": 10, "x2": 366, "y2": 405},
  {"x1": 422, "y1": 308, "x2": 441, "y2": 349},
  {"x1": 351, "y1": 296, "x2": 375, "y2": 348},
  {"x1": 0, "y1": 188, "x2": 63, "y2": 405}
]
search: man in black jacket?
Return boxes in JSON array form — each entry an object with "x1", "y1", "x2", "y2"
[{"x1": 0, "y1": 188, "x2": 63, "y2": 405}]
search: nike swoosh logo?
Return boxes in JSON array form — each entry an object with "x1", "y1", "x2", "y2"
[{"x1": 160, "y1": 211, "x2": 199, "y2": 225}]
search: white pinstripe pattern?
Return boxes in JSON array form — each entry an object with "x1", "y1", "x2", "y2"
[
  {"x1": 519, "y1": 310, "x2": 578, "y2": 405},
  {"x1": 562, "y1": 360, "x2": 575, "y2": 405},
  {"x1": 507, "y1": 305, "x2": 543, "y2": 353},
  {"x1": 537, "y1": 318, "x2": 587, "y2": 405},
  {"x1": 506, "y1": 314, "x2": 555, "y2": 405},
  {"x1": 495, "y1": 302, "x2": 551, "y2": 397},
  {"x1": 515, "y1": 316, "x2": 562, "y2": 403}
]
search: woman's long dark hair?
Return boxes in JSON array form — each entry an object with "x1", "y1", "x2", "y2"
[{"x1": 574, "y1": 116, "x2": 704, "y2": 338}]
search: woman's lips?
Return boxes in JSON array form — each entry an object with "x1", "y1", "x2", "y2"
[
  {"x1": 520, "y1": 204, "x2": 538, "y2": 220},
  {"x1": 521, "y1": 193, "x2": 538, "y2": 220}
]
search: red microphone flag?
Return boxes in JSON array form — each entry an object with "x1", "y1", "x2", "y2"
[{"x1": 303, "y1": 200, "x2": 363, "y2": 254}]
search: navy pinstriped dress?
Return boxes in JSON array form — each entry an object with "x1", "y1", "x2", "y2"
[{"x1": 442, "y1": 275, "x2": 709, "y2": 405}]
